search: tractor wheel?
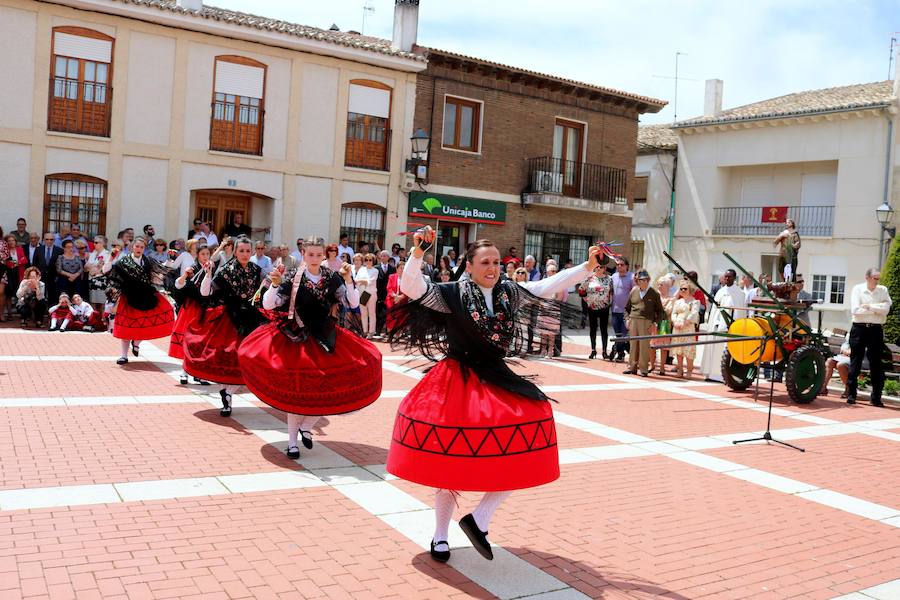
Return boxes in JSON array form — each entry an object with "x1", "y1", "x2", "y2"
[
  {"x1": 721, "y1": 350, "x2": 757, "y2": 391},
  {"x1": 785, "y1": 345, "x2": 825, "y2": 404}
]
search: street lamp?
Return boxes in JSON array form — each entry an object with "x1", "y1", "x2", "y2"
[
  {"x1": 406, "y1": 129, "x2": 431, "y2": 181},
  {"x1": 876, "y1": 202, "x2": 896, "y2": 268}
]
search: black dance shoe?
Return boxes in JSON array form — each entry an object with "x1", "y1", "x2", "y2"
[
  {"x1": 193, "y1": 377, "x2": 211, "y2": 386},
  {"x1": 219, "y1": 389, "x2": 232, "y2": 417},
  {"x1": 430, "y1": 540, "x2": 450, "y2": 563},
  {"x1": 131, "y1": 341, "x2": 140, "y2": 357},
  {"x1": 300, "y1": 430, "x2": 314, "y2": 450},
  {"x1": 458, "y1": 514, "x2": 493, "y2": 560},
  {"x1": 116, "y1": 357, "x2": 128, "y2": 365},
  {"x1": 286, "y1": 446, "x2": 301, "y2": 459},
  {"x1": 179, "y1": 374, "x2": 189, "y2": 385},
  {"x1": 588, "y1": 350, "x2": 597, "y2": 360}
]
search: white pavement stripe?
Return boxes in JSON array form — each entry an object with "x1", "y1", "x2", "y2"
[
  {"x1": 0, "y1": 471, "x2": 329, "y2": 511},
  {"x1": 795, "y1": 489, "x2": 900, "y2": 522},
  {"x1": 832, "y1": 578, "x2": 900, "y2": 599}
]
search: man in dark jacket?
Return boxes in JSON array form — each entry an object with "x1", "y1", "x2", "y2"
[
  {"x1": 375, "y1": 250, "x2": 395, "y2": 336},
  {"x1": 33, "y1": 232, "x2": 63, "y2": 301},
  {"x1": 623, "y1": 270, "x2": 665, "y2": 377}
]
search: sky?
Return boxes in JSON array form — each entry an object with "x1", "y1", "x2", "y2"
[{"x1": 211, "y1": 0, "x2": 897, "y2": 124}]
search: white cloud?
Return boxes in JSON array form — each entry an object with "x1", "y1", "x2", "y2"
[{"x1": 211, "y1": 0, "x2": 893, "y2": 123}]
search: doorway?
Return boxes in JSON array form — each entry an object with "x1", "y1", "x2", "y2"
[
  {"x1": 195, "y1": 191, "x2": 250, "y2": 238},
  {"x1": 553, "y1": 119, "x2": 584, "y2": 197},
  {"x1": 435, "y1": 223, "x2": 469, "y2": 261}
]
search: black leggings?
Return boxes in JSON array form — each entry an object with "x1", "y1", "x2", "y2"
[{"x1": 587, "y1": 307, "x2": 610, "y2": 352}]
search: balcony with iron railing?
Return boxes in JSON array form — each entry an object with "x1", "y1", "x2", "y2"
[
  {"x1": 712, "y1": 205, "x2": 834, "y2": 237},
  {"x1": 345, "y1": 118, "x2": 392, "y2": 171},
  {"x1": 47, "y1": 77, "x2": 112, "y2": 137},
  {"x1": 524, "y1": 156, "x2": 628, "y2": 210}
]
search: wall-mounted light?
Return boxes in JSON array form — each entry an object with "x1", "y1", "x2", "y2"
[{"x1": 406, "y1": 128, "x2": 430, "y2": 181}]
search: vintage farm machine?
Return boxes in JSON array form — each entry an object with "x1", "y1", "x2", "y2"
[{"x1": 618, "y1": 252, "x2": 829, "y2": 405}]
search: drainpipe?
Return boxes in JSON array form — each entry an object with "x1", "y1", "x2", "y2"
[
  {"x1": 667, "y1": 148, "x2": 678, "y2": 257},
  {"x1": 880, "y1": 112, "x2": 895, "y2": 268}
]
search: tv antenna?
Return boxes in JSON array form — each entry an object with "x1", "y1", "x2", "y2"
[
  {"x1": 889, "y1": 34, "x2": 900, "y2": 80},
  {"x1": 652, "y1": 51, "x2": 696, "y2": 124},
  {"x1": 362, "y1": 0, "x2": 375, "y2": 35}
]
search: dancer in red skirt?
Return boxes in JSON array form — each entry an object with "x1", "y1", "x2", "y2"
[
  {"x1": 169, "y1": 244, "x2": 212, "y2": 386},
  {"x1": 184, "y1": 236, "x2": 266, "y2": 416},
  {"x1": 239, "y1": 236, "x2": 382, "y2": 458},
  {"x1": 105, "y1": 237, "x2": 174, "y2": 365},
  {"x1": 388, "y1": 227, "x2": 600, "y2": 563}
]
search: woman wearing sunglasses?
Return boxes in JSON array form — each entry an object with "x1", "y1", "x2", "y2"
[{"x1": 670, "y1": 280, "x2": 701, "y2": 378}]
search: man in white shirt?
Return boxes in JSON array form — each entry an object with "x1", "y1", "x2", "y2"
[
  {"x1": 846, "y1": 268, "x2": 892, "y2": 407},
  {"x1": 701, "y1": 269, "x2": 748, "y2": 383},
  {"x1": 337, "y1": 234, "x2": 354, "y2": 261},
  {"x1": 249, "y1": 241, "x2": 273, "y2": 278},
  {"x1": 192, "y1": 222, "x2": 218, "y2": 248},
  {"x1": 290, "y1": 238, "x2": 304, "y2": 264}
]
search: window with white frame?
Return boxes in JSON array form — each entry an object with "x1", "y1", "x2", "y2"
[{"x1": 811, "y1": 274, "x2": 846, "y2": 304}]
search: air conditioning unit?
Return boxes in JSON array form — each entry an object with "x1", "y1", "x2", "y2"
[{"x1": 532, "y1": 170, "x2": 563, "y2": 194}]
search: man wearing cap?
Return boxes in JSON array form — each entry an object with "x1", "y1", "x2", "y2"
[{"x1": 623, "y1": 270, "x2": 665, "y2": 377}]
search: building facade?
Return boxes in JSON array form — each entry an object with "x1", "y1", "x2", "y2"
[
  {"x1": 671, "y1": 80, "x2": 899, "y2": 329},
  {"x1": 0, "y1": 0, "x2": 425, "y2": 247},
  {"x1": 409, "y1": 49, "x2": 665, "y2": 266},
  {"x1": 633, "y1": 123, "x2": 677, "y2": 277}
]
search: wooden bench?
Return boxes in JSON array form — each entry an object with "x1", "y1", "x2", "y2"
[{"x1": 825, "y1": 327, "x2": 900, "y2": 380}]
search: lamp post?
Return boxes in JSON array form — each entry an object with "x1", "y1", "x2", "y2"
[
  {"x1": 876, "y1": 201, "x2": 896, "y2": 268},
  {"x1": 406, "y1": 128, "x2": 430, "y2": 181}
]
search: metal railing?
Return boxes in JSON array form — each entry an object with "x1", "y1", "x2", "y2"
[
  {"x1": 525, "y1": 156, "x2": 627, "y2": 204},
  {"x1": 47, "y1": 77, "x2": 112, "y2": 137},
  {"x1": 345, "y1": 122, "x2": 392, "y2": 171},
  {"x1": 713, "y1": 205, "x2": 834, "y2": 236}
]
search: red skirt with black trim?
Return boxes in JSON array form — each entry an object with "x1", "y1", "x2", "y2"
[
  {"x1": 168, "y1": 299, "x2": 203, "y2": 360},
  {"x1": 238, "y1": 322, "x2": 382, "y2": 415},
  {"x1": 112, "y1": 293, "x2": 174, "y2": 341},
  {"x1": 182, "y1": 305, "x2": 244, "y2": 385},
  {"x1": 386, "y1": 358, "x2": 559, "y2": 492}
]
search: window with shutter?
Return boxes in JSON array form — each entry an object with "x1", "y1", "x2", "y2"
[
  {"x1": 209, "y1": 56, "x2": 266, "y2": 155},
  {"x1": 44, "y1": 174, "x2": 107, "y2": 239},
  {"x1": 48, "y1": 27, "x2": 114, "y2": 137}
]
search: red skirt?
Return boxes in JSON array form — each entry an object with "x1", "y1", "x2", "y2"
[
  {"x1": 183, "y1": 305, "x2": 244, "y2": 385},
  {"x1": 112, "y1": 293, "x2": 174, "y2": 341},
  {"x1": 238, "y1": 322, "x2": 382, "y2": 415},
  {"x1": 168, "y1": 300, "x2": 203, "y2": 360},
  {"x1": 387, "y1": 359, "x2": 559, "y2": 492}
]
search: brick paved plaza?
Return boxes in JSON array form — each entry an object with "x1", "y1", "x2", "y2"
[{"x1": 1, "y1": 329, "x2": 899, "y2": 600}]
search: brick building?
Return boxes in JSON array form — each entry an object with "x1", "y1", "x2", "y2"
[{"x1": 408, "y1": 48, "x2": 666, "y2": 266}]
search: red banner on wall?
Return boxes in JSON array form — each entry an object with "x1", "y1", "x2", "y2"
[{"x1": 762, "y1": 206, "x2": 788, "y2": 223}]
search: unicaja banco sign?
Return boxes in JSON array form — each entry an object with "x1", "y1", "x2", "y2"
[{"x1": 408, "y1": 192, "x2": 506, "y2": 224}]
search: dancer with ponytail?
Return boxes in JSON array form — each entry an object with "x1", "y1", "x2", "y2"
[
  {"x1": 183, "y1": 236, "x2": 266, "y2": 416},
  {"x1": 105, "y1": 237, "x2": 174, "y2": 365},
  {"x1": 238, "y1": 236, "x2": 382, "y2": 458},
  {"x1": 387, "y1": 226, "x2": 600, "y2": 563}
]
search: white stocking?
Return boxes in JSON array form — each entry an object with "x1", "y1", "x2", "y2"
[
  {"x1": 433, "y1": 489, "x2": 456, "y2": 546},
  {"x1": 299, "y1": 415, "x2": 321, "y2": 433},
  {"x1": 222, "y1": 384, "x2": 240, "y2": 396},
  {"x1": 473, "y1": 491, "x2": 511, "y2": 532},
  {"x1": 120, "y1": 339, "x2": 130, "y2": 358},
  {"x1": 287, "y1": 413, "x2": 302, "y2": 448}
]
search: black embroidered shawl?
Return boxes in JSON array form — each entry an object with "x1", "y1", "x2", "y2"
[
  {"x1": 388, "y1": 278, "x2": 578, "y2": 401},
  {"x1": 271, "y1": 267, "x2": 362, "y2": 352},
  {"x1": 106, "y1": 254, "x2": 170, "y2": 310},
  {"x1": 211, "y1": 258, "x2": 266, "y2": 337}
]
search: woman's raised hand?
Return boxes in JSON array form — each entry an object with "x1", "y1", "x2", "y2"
[
  {"x1": 413, "y1": 226, "x2": 436, "y2": 250},
  {"x1": 587, "y1": 246, "x2": 602, "y2": 269},
  {"x1": 339, "y1": 263, "x2": 353, "y2": 283},
  {"x1": 269, "y1": 269, "x2": 283, "y2": 287}
]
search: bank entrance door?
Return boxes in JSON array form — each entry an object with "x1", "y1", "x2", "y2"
[{"x1": 435, "y1": 223, "x2": 469, "y2": 261}]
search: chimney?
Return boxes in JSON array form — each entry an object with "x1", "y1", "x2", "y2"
[
  {"x1": 176, "y1": 0, "x2": 202, "y2": 11},
  {"x1": 704, "y1": 79, "x2": 723, "y2": 117},
  {"x1": 392, "y1": 0, "x2": 419, "y2": 52}
]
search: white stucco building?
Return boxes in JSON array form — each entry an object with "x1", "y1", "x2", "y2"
[
  {"x1": 670, "y1": 79, "x2": 899, "y2": 329},
  {"x1": 633, "y1": 123, "x2": 677, "y2": 277},
  {"x1": 0, "y1": 0, "x2": 425, "y2": 247}
]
